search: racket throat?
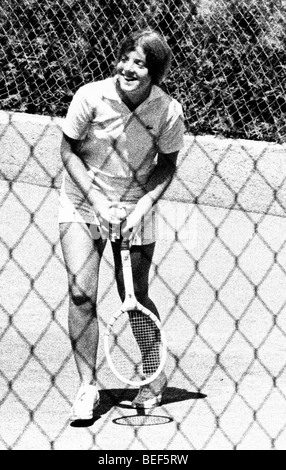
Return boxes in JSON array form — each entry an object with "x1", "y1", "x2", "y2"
[
  {"x1": 121, "y1": 250, "x2": 137, "y2": 301},
  {"x1": 122, "y1": 293, "x2": 137, "y2": 310}
]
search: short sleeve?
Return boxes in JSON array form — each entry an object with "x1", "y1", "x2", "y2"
[
  {"x1": 62, "y1": 86, "x2": 94, "y2": 140},
  {"x1": 157, "y1": 100, "x2": 185, "y2": 154}
]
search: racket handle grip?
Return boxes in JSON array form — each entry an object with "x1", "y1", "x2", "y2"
[{"x1": 121, "y1": 238, "x2": 130, "y2": 250}]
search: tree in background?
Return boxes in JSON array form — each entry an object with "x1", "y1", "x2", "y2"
[{"x1": 0, "y1": 0, "x2": 285, "y2": 141}]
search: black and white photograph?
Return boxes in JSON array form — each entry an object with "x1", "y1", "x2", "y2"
[{"x1": 0, "y1": 0, "x2": 286, "y2": 452}]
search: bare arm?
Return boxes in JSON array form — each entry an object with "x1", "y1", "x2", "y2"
[
  {"x1": 60, "y1": 133, "x2": 120, "y2": 226},
  {"x1": 61, "y1": 133, "x2": 179, "y2": 237},
  {"x1": 122, "y1": 151, "x2": 179, "y2": 237},
  {"x1": 138, "y1": 151, "x2": 178, "y2": 212}
]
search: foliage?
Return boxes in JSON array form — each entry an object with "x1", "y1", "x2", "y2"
[{"x1": 0, "y1": 0, "x2": 285, "y2": 142}]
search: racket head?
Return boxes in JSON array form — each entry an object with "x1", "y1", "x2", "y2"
[{"x1": 104, "y1": 305, "x2": 167, "y2": 387}]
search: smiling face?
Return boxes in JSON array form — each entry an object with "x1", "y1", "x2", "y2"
[{"x1": 116, "y1": 46, "x2": 152, "y2": 105}]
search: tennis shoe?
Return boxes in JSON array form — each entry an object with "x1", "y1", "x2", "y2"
[
  {"x1": 132, "y1": 372, "x2": 167, "y2": 409},
  {"x1": 70, "y1": 384, "x2": 100, "y2": 421}
]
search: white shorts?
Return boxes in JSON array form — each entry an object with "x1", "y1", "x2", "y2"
[{"x1": 58, "y1": 180, "x2": 156, "y2": 246}]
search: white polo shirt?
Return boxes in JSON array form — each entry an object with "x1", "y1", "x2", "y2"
[{"x1": 62, "y1": 76, "x2": 185, "y2": 203}]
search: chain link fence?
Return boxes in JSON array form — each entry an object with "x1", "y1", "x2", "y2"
[{"x1": 1, "y1": 0, "x2": 286, "y2": 450}]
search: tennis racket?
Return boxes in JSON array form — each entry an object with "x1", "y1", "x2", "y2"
[{"x1": 104, "y1": 237, "x2": 167, "y2": 387}]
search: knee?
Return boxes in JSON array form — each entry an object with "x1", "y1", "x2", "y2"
[
  {"x1": 69, "y1": 283, "x2": 95, "y2": 307},
  {"x1": 68, "y1": 274, "x2": 97, "y2": 307},
  {"x1": 70, "y1": 291, "x2": 94, "y2": 307}
]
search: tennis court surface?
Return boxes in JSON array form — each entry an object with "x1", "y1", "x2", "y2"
[{"x1": 1, "y1": 176, "x2": 286, "y2": 450}]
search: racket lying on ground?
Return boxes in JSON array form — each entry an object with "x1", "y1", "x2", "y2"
[{"x1": 104, "y1": 237, "x2": 167, "y2": 388}]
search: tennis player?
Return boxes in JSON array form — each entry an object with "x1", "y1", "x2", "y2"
[{"x1": 59, "y1": 29, "x2": 185, "y2": 421}]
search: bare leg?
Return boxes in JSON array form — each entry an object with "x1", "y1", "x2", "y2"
[{"x1": 60, "y1": 222, "x2": 106, "y2": 386}]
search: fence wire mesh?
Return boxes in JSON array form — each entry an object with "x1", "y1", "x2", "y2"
[{"x1": 1, "y1": 0, "x2": 286, "y2": 451}]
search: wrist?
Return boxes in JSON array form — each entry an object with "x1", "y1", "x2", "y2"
[{"x1": 135, "y1": 195, "x2": 153, "y2": 216}]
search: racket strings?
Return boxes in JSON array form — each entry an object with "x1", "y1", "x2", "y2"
[
  {"x1": 108, "y1": 310, "x2": 163, "y2": 383},
  {"x1": 129, "y1": 311, "x2": 161, "y2": 376}
]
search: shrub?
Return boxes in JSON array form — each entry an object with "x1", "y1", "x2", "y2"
[{"x1": 0, "y1": 0, "x2": 285, "y2": 142}]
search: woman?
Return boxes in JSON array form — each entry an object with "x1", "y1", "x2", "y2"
[{"x1": 59, "y1": 29, "x2": 185, "y2": 421}]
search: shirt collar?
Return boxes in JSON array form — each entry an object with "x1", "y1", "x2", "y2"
[{"x1": 102, "y1": 76, "x2": 164, "y2": 104}]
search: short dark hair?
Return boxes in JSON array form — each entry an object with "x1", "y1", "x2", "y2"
[{"x1": 117, "y1": 30, "x2": 172, "y2": 85}]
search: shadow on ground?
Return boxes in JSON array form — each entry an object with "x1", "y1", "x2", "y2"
[{"x1": 70, "y1": 387, "x2": 206, "y2": 428}]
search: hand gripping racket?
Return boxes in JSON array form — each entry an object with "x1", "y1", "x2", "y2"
[{"x1": 104, "y1": 238, "x2": 167, "y2": 387}]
